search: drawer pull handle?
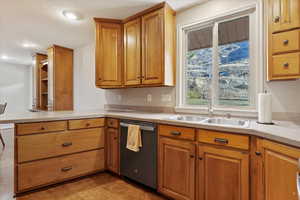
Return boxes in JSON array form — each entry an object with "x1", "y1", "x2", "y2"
[
  {"x1": 283, "y1": 40, "x2": 289, "y2": 45},
  {"x1": 61, "y1": 166, "x2": 72, "y2": 172},
  {"x1": 86, "y1": 123, "x2": 90, "y2": 127},
  {"x1": 198, "y1": 157, "x2": 203, "y2": 160},
  {"x1": 283, "y1": 63, "x2": 289, "y2": 68},
  {"x1": 170, "y1": 131, "x2": 181, "y2": 136},
  {"x1": 214, "y1": 138, "x2": 229, "y2": 144},
  {"x1": 274, "y1": 16, "x2": 280, "y2": 23},
  {"x1": 41, "y1": 127, "x2": 45, "y2": 130},
  {"x1": 255, "y1": 151, "x2": 261, "y2": 156},
  {"x1": 62, "y1": 142, "x2": 72, "y2": 147},
  {"x1": 190, "y1": 155, "x2": 195, "y2": 158}
]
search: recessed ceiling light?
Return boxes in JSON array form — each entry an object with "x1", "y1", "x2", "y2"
[
  {"x1": 62, "y1": 10, "x2": 81, "y2": 21},
  {"x1": 1, "y1": 55, "x2": 8, "y2": 60},
  {"x1": 23, "y1": 42, "x2": 37, "y2": 48}
]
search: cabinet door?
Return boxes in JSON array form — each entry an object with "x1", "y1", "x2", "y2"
[
  {"x1": 258, "y1": 139, "x2": 300, "y2": 200},
  {"x1": 124, "y1": 18, "x2": 141, "y2": 86},
  {"x1": 158, "y1": 137, "x2": 195, "y2": 200},
  {"x1": 95, "y1": 22, "x2": 122, "y2": 87},
  {"x1": 269, "y1": 0, "x2": 300, "y2": 33},
  {"x1": 198, "y1": 145, "x2": 249, "y2": 200},
  {"x1": 142, "y1": 9, "x2": 164, "y2": 85},
  {"x1": 106, "y1": 128, "x2": 119, "y2": 174}
]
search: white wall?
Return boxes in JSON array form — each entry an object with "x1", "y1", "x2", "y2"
[
  {"x1": 73, "y1": 44, "x2": 107, "y2": 110},
  {"x1": 0, "y1": 62, "x2": 31, "y2": 113}
]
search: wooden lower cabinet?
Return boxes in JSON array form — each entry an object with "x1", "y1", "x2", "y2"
[
  {"x1": 15, "y1": 118, "x2": 106, "y2": 194},
  {"x1": 106, "y1": 128, "x2": 120, "y2": 174},
  {"x1": 257, "y1": 139, "x2": 300, "y2": 200},
  {"x1": 18, "y1": 149, "x2": 105, "y2": 192},
  {"x1": 158, "y1": 137, "x2": 196, "y2": 200},
  {"x1": 17, "y1": 128, "x2": 105, "y2": 162},
  {"x1": 197, "y1": 145, "x2": 249, "y2": 200}
]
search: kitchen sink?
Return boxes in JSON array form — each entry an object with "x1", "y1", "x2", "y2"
[
  {"x1": 166, "y1": 115, "x2": 207, "y2": 122},
  {"x1": 202, "y1": 118, "x2": 249, "y2": 128}
]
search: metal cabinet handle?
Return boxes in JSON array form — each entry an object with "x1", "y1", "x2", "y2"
[
  {"x1": 170, "y1": 131, "x2": 181, "y2": 136},
  {"x1": 62, "y1": 142, "x2": 72, "y2": 147},
  {"x1": 283, "y1": 40, "x2": 289, "y2": 45},
  {"x1": 61, "y1": 166, "x2": 72, "y2": 172},
  {"x1": 255, "y1": 152, "x2": 261, "y2": 156},
  {"x1": 198, "y1": 157, "x2": 203, "y2": 160},
  {"x1": 274, "y1": 16, "x2": 280, "y2": 23},
  {"x1": 86, "y1": 123, "x2": 90, "y2": 127},
  {"x1": 41, "y1": 127, "x2": 45, "y2": 130},
  {"x1": 283, "y1": 63, "x2": 289, "y2": 68},
  {"x1": 190, "y1": 155, "x2": 195, "y2": 158},
  {"x1": 214, "y1": 138, "x2": 229, "y2": 144}
]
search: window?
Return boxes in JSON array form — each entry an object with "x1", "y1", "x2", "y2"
[{"x1": 178, "y1": 7, "x2": 261, "y2": 113}]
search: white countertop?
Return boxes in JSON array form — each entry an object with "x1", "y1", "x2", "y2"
[{"x1": 0, "y1": 109, "x2": 300, "y2": 148}]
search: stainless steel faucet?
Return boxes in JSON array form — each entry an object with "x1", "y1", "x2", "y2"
[{"x1": 208, "y1": 100, "x2": 213, "y2": 118}]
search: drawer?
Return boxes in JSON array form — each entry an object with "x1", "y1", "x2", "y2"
[
  {"x1": 107, "y1": 118, "x2": 119, "y2": 128},
  {"x1": 272, "y1": 30, "x2": 300, "y2": 54},
  {"x1": 17, "y1": 149, "x2": 104, "y2": 192},
  {"x1": 18, "y1": 128, "x2": 104, "y2": 163},
  {"x1": 272, "y1": 52, "x2": 300, "y2": 77},
  {"x1": 68, "y1": 118, "x2": 105, "y2": 130},
  {"x1": 16, "y1": 121, "x2": 67, "y2": 135},
  {"x1": 198, "y1": 130, "x2": 249, "y2": 150},
  {"x1": 159, "y1": 125, "x2": 196, "y2": 141}
]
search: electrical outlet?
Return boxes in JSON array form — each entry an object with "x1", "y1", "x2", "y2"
[
  {"x1": 165, "y1": 94, "x2": 172, "y2": 102},
  {"x1": 147, "y1": 94, "x2": 152, "y2": 102},
  {"x1": 162, "y1": 94, "x2": 172, "y2": 102}
]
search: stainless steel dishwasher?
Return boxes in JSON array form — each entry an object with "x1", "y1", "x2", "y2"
[{"x1": 120, "y1": 120, "x2": 157, "y2": 189}]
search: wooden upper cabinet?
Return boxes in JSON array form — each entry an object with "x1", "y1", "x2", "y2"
[
  {"x1": 94, "y1": 2, "x2": 176, "y2": 88},
  {"x1": 158, "y1": 137, "x2": 195, "y2": 200},
  {"x1": 257, "y1": 139, "x2": 300, "y2": 200},
  {"x1": 95, "y1": 20, "x2": 123, "y2": 88},
  {"x1": 198, "y1": 145, "x2": 249, "y2": 200},
  {"x1": 141, "y1": 5, "x2": 176, "y2": 86},
  {"x1": 269, "y1": 0, "x2": 300, "y2": 33},
  {"x1": 124, "y1": 18, "x2": 141, "y2": 86},
  {"x1": 142, "y1": 9, "x2": 164, "y2": 85}
]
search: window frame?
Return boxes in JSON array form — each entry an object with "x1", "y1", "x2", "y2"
[{"x1": 176, "y1": 3, "x2": 263, "y2": 116}]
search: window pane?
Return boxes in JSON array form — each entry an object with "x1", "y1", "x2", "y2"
[
  {"x1": 218, "y1": 17, "x2": 250, "y2": 106},
  {"x1": 185, "y1": 27, "x2": 213, "y2": 105}
]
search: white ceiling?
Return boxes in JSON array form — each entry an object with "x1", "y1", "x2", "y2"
[{"x1": 0, "y1": 0, "x2": 204, "y2": 66}]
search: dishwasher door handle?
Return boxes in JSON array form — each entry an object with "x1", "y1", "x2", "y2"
[{"x1": 120, "y1": 122, "x2": 155, "y2": 132}]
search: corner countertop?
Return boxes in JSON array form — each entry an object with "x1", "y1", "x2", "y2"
[{"x1": 0, "y1": 109, "x2": 300, "y2": 148}]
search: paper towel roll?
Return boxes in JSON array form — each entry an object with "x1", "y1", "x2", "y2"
[{"x1": 258, "y1": 93, "x2": 272, "y2": 124}]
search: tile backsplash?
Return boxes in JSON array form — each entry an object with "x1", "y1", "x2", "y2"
[{"x1": 105, "y1": 87, "x2": 176, "y2": 107}]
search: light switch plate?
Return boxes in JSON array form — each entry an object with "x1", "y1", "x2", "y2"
[{"x1": 147, "y1": 94, "x2": 152, "y2": 102}]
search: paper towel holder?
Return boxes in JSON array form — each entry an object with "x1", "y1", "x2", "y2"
[{"x1": 257, "y1": 90, "x2": 275, "y2": 125}]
